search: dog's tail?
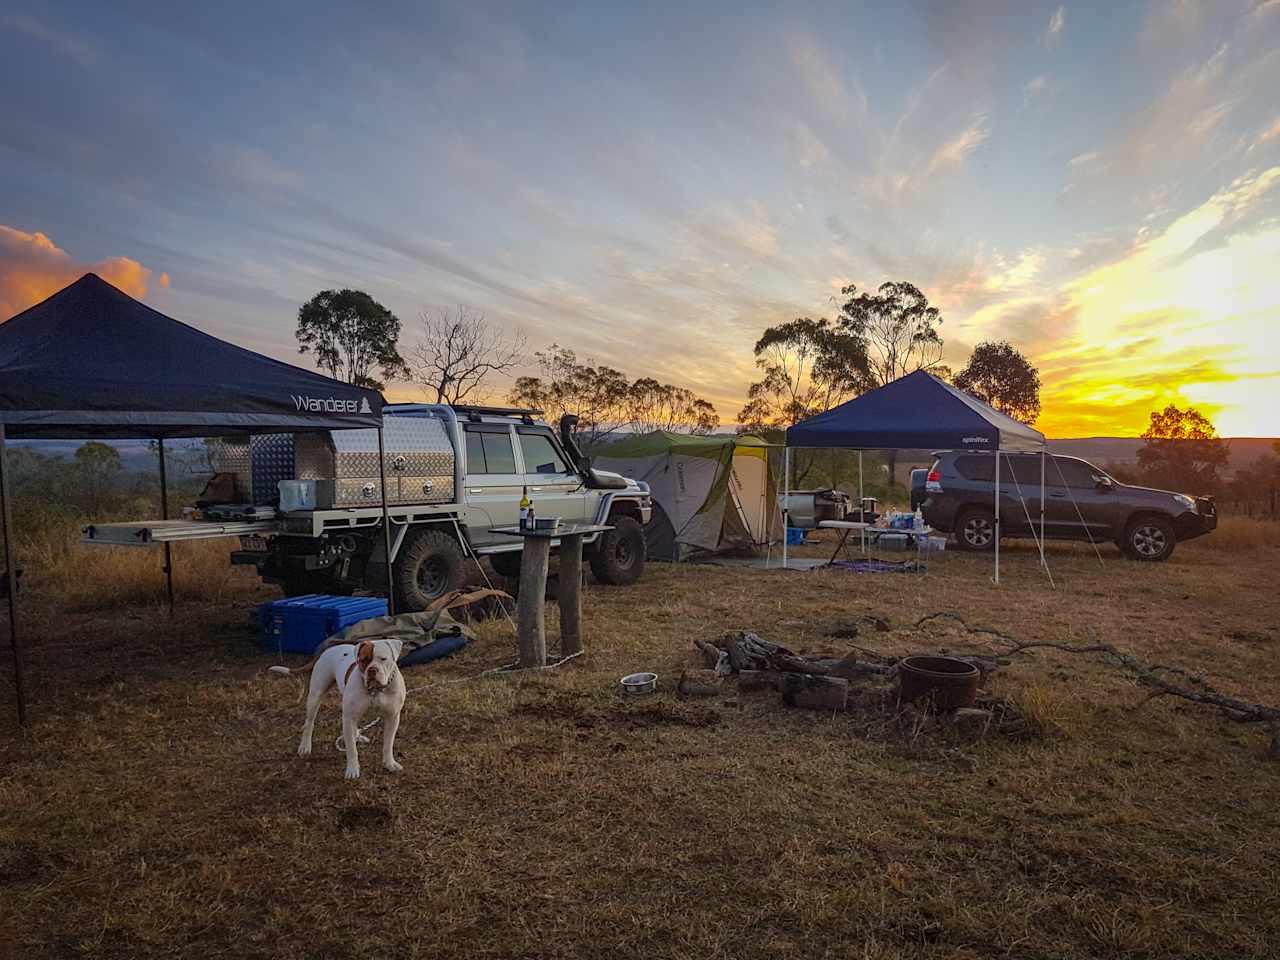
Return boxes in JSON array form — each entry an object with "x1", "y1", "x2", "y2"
[{"x1": 267, "y1": 655, "x2": 323, "y2": 677}]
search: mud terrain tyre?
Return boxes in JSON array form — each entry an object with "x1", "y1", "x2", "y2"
[
  {"x1": 589, "y1": 515, "x2": 646, "y2": 585},
  {"x1": 1122, "y1": 515, "x2": 1176, "y2": 562},
  {"x1": 393, "y1": 528, "x2": 465, "y2": 610},
  {"x1": 953, "y1": 507, "x2": 997, "y2": 552}
]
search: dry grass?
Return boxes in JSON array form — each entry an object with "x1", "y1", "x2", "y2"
[
  {"x1": 1182, "y1": 514, "x2": 1280, "y2": 552},
  {"x1": 2, "y1": 532, "x2": 1280, "y2": 959}
]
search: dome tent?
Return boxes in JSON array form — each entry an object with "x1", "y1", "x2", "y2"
[{"x1": 592, "y1": 432, "x2": 782, "y2": 560}]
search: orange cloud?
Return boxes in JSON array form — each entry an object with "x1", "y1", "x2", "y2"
[{"x1": 0, "y1": 225, "x2": 159, "y2": 319}]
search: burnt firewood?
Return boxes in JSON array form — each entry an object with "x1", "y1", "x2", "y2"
[{"x1": 779, "y1": 674, "x2": 849, "y2": 711}]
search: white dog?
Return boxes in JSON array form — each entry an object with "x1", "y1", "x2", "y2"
[{"x1": 270, "y1": 638, "x2": 406, "y2": 779}]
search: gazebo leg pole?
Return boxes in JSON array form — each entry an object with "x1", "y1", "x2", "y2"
[
  {"x1": 858, "y1": 450, "x2": 865, "y2": 556},
  {"x1": 157, "y1": 438, "x2": 174, "y2": 614},
  {"x1": 1039, "y1": 449, "x2": 1047, "y2": 573},
  {"x1": 0, "y1": 426, "x2": 27, "y2": 726},
  {"x1": 782, "y1": 446, "x2": 791, "y2": 569},
  {"x1": 377, "y1": 427, "x2": 396, "y2": 616},
  {"x1": 994, "y1": 448, "x2": 1001, "y2": 585}
]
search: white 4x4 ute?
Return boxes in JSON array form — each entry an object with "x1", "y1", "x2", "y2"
[{"x1": 83, "y1": 404, "x2": 652, "y2": 611}]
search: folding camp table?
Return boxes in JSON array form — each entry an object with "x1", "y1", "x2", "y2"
[{"x1": 817, "y1": 520, "x2": 872, "y2": 564}]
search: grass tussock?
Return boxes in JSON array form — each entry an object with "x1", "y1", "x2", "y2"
[
  {"x1": 2, "y1": 529, "x2": 1280, "y2": 958},
  {"x1": 1181, "y1": 513, "x2": 1279, "y2": 552}
]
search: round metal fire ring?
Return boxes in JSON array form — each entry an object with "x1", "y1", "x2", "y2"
[{"x1": 897, "y1": 655, "x2": 981, "y2": 711}]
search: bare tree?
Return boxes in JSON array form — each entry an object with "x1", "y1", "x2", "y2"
[{"x1": 408, "y1": 305, "x2": 527, "y2": 405}]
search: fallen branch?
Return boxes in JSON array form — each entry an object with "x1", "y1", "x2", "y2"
[{"x1": 917, "y1": 612, "x2": 1280, "y2": 759}]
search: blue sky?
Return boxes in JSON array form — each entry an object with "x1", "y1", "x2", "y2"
[{"x1": 2, "y1": 0, "x2": 1278, "y2": 435}]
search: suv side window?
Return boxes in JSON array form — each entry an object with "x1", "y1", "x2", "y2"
[
  {"x1": 955, "y1": 455, "x2": 994, "y2": 481},
  {"x1": 464, "y1": 426, "x2": 517, "y2": 475},
  {"x1": 1054, "y1": 458, "x2": 1101, "y2": 488},
  {"x1": 1006, "y1": 455, "x2": 1044, "y2": 486},
  {"x1": 517, "y1": 430, "x2": 570, "y2": 475}
]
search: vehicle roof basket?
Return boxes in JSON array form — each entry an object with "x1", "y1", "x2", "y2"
[{"x1": 450, "y1": 403, "x2": 544, "y2": 424}]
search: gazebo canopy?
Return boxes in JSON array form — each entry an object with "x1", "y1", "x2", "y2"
[
  {"x1": 0, "y1": 273, "x2": 383, "y2": 439},
  {"x1": 786, "y1": 369, "x2": 1045, "y2": 453}
]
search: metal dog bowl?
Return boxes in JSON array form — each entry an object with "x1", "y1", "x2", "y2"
[
  {"x1": 620, "y1": 672, "x2": 658, "y2": 696},
  {"x1": 897, "y1": 655, "x2": 980, "y2": 710}
]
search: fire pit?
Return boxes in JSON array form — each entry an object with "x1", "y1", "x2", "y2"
[{"x1": 897, "y1": 655, "x2": 980, "y2": 710}]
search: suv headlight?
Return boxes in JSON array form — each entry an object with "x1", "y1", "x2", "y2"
[{"x1": 1173, "y1": 494, "x2": 1196, "y2": 512}]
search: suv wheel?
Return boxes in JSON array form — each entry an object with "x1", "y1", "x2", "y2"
[
  {"x1": 1123, "y1": 516, "x2": 1175, "y2": 562},
  {"x1": 954, "y1": 507, "x2": 997, "y2": 552},
  {"x1": 589, "y1": 515, "x2": 646, "y2": 585},
  {"x1": 393, "y1": 528, "x2": 465, "y2": 610}
]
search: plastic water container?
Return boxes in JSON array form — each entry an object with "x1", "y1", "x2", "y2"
[
  {"x1": 923, "y1": 536, "x2": 947, "y2": 554},
  {"x1": 278, "y1": 479, "x2": 317, "y2": 512},
  {"x1": 786, "y1": 527, "x2": 808, "y2": 546},
  {"x1": 878, "y1": 532, "x2": 911, "y2": 551}
]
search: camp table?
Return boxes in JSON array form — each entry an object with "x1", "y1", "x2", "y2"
[
  {"x1": 492, "y1": 523, "x2": 614, "y2": 668},
  {"x1": 817, "y1": 520, "x2": 873, "y2": 564}
]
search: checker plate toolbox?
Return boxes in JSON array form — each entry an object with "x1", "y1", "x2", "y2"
[{"x1": 292, "y1": 415, "x2": 455, "y2": 509}]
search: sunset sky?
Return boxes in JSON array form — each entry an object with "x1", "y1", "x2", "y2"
[{"x1": 2, "y1": 1, "x2": 1278, "y2": 437}]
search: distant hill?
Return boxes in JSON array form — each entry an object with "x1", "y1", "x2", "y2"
[{"x1": 1048, "y1": 437, "x2": 1278, "y2": 473}]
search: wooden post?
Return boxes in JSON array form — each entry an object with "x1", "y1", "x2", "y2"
[
  {"x1": 516, "y1": 535, "x2": 551, "y2": 667},
  {"x1": 558, "y1": 532, "x2": 584, "y2": 656}
]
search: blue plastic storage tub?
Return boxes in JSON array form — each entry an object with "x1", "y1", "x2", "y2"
[{"x1": 257, "y1": 595, "x2": 389, "y2": 655}]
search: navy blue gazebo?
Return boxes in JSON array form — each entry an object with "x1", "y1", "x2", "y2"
[
  {"x1": 782, "y1": 370, "x2": 1048, "y2": 582},
  {"x1": 0, "y1": 274, "x2": 388, "y2": 725}
]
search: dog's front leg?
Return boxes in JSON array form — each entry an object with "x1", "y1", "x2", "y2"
[
  {"x1": 381, "y1": 707, "x2": 403, "y2": 773},
  {"x1": 341, "y1": 707, "x2": 361, "y2": 780}
]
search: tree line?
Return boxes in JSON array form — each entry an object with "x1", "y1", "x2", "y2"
[
  {"x1": 290, "y1": 283, "x2": 1277, "y2": 514},
  {"x1": 294, "y1": 282, "x2": 1040, "y2": 445}
]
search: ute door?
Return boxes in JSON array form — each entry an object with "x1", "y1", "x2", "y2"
[
  {"x1": 516, "y1": 427, "x2": 588, "y2": 526},
  {"x1": 463, "y1": 424, "x2": 523, "y2": 547}
]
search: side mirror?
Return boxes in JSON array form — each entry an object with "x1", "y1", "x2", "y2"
[{"x1": 1094, "y1": 475, "x2": 1114, "y2": 490}]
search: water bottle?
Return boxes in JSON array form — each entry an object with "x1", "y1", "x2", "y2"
[{"x1": 914, "y1": 508, "x2": 924, "y2": 532}]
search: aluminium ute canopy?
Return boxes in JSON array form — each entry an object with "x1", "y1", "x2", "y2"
[
  {"x1": 0, "y1": 273, "x2": 383, "y2": 438},
  {"x1": 786, "y1": 369, "x2": 1045, "y2": 453}
]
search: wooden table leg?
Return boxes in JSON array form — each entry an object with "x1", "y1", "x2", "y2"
[
  {"x1": 516, "y1": 536, "x2": 551, "y2": 667},
  {"x1": 558, "y1": 533, "x2": 584, "y2": 656}
]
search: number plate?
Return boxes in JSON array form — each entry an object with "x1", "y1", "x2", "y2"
[{"x1": 239, "y1": 535, "x2": 269, "y2": 552}]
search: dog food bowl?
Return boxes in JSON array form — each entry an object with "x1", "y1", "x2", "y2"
[
  {"x1": 620, "y1": 672, "x2": 658, "y2": 696},
  {"x1": 897, "y1": 655, "x2": 980, "y2": 710}
]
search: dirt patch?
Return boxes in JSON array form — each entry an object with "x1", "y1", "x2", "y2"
[
  {"x1": 512, "y1": 694, "x2": 720, "y2": 730},
  {"x1": 336, "y1": 803, "x2": 394, "y2": 832}
]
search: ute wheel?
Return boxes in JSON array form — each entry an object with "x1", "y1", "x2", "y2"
[
  {"x1": 589, "y1": 515, "x2": 646, "y2": 586},
  {"x1": 953, "y1": 507, "x2": 997, "y2": 552},
  {"x1": 1123, "y1": 515, "x2": 1176, "y2": 562},
  {"x1": 393, "y1": 528, "x2": 465, "y2": 611},
  {"x1": 488, "y1": 550, "x2": 523, "y2": 579}
]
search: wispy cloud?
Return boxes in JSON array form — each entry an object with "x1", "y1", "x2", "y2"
[
  {"x1": 928, "y1": 115, "x2": 990, "y2": 173},
  {"x1": 1, "y1": 13, "x2": 96, "y2": 66},
  {"x1": 1043, "y1": 6, "x2": 1066, "y2": 47}
]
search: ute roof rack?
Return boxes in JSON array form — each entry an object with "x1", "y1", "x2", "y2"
[{"x1": 450, "y1": 403, "x2": 544, "y2": 423}]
